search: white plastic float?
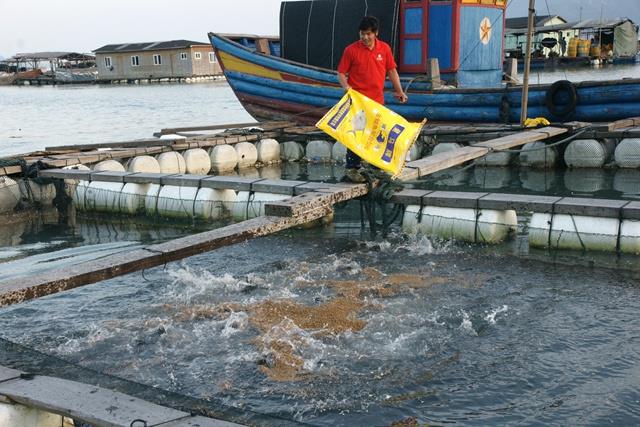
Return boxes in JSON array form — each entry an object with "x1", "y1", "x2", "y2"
[
  {"x1": 331, "y1": 142, "x2": 348, "y2": 163},
  {"x1": 306, "y1": 140, "x2": 332, "y2": 163},
  {"x1": 92, "y1": 160, "x2": 125, "y2": 172},
  {"x1": 183, "y1": 148, "x2": 211, "y2": 174},
  {"x1": 231, "y1": 191, "x2": 290, "y2": 221},
  {"x1": 143, "y1": 184, "x2": 162, "y2": 215},
  {"x1": 83, "y1": 181, "x2": 124, "y2": 212},
  {"x1": 234, "y1": 142, "x2": 258, "y2": 169},
  {"x1": 431, "y1": 142, "x2": 463, "y2": 155},
  {"x1": 126, "y1": 155, "x2": 161, "y2": 173},
  {"x1": 0, "y1": 176, "x2": 21, "y2": 214},
  {"x1": 519, "y1": 142, "x2": 558, "y2": 168},
  {"x1": 209, "y1": 145, "x2": 238, "y2": 172},
  {"x1": 403, "y1": 205, "x2": 517, "y2": 244},
  {"x1": 18, "y1": 179, "x2": 56, "y2": 206},
  {"x1": 280, "y1": 141, "x2": 305, "y2": 161},
  {"x1": 615, "y1": 138, "x2": 640, "y2": 168},
  {"x1": 156, "y1": 152, "x2": 186, "y2": 174},
  {"x1": 193, "y1": 188, "x2": 237, "y2": 220},
  {"x1": 529, "y1": 213, "x2": 640, "y2": 254},
  {"x1": 118, "y1": 183, "x2": 152, "y2": 214},
  {"x1": 0, "y1": 402, "x2": 71, "y2": 427},
  {"x1": 564, "y1": 139, "x2": 607, "y2": 168},
  {"x1": 156, "y1": 185, "x2": 199, "y2": 218},
  {"x1": 256, "y1": 138, "x2": 281, "y2": 164}
]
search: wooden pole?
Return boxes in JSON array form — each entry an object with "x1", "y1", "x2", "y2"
[{"x1": 520, "y1": 0, "x2": 536, "y2": 125}]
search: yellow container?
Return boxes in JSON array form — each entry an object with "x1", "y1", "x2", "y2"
[
  {"x1": 590, "y1": 46, "x2": 601, "y2": 57},
  {"x1": 567, "y1": 47, "x2": 577, "y2": 58},
  {"x1": 568, "y1": 38, "x2": 579, "y2": 48},
  {"x1": 577, "y1": 40, "x2": 591, "y2": 57}
]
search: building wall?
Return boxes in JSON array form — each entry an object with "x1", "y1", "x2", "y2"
[{"x1": 96, "y1": 46, "x2": 221, "y2": 80}]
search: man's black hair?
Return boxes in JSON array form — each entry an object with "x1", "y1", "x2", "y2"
[{"x1": 359, "y1": 16, "x2": 379, "y2": 33}]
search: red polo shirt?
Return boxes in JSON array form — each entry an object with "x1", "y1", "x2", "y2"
[{"x1": 337, "y1": 38, "x2": 396, "y2": 104}]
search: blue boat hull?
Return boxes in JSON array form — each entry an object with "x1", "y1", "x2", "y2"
[{"x1": 210, "y1": 33, "x2": 640, "y2": 124}]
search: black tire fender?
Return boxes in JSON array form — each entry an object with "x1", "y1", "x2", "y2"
[{"x1": 545, "y1": 80, "x2": 577, "y2": 118}]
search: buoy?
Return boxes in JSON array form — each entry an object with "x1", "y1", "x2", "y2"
[
  {"x1": 156, "y1": 185, "x2": 198, "y2": 218},
  {"x1": 402, "y1": 205, "x2": 517, "y2": 243},
  {"x1": 64, "y1": 164, "x2": 91, "y2": 209},
  {"x1": 406, "y1": 141, "x2": 423, "y2": 162},
  {"x1": 156, "y1": 152, "x2": 186, "y2": 174},
  {"x1": 431, "y1": 143, "x2": 463, "y2": 155},
  {"x1": 306, "y1": 140, "x2": 332, "y2": 163},
  {"x1": 193, "y1": 188, "x2": 237, "y2": 220},
  {"x1": 256, "y1": 139, "x2": 281, "y2": 164},
  {"x1": 280, "y1": 141, "x2": 305, "y2": 161},
  {"x1": 0, "y1": 402, "x2": 66, "y2": 427},
  {"x1": 614, "y1": 138, "x2": 640, "y2": 168},
  {"x1": 231, "y1": 191, "x2": 290, "y2": 221},
  {"x1": 529, "y1": 213, "x2": 640, "y2": 254},
  {"x1": 209, "y1": 145, "x2": 238, "y2": 172},
  {"x1": 18, "y1": 179, "x2": 56, "y2": 206},
  {"x1": 84, "y1": 182, "x2": 124, "y2": 212},
  {"x1": 259, "y1": 165, "x2": 282, "y2": 179},
  {"x1": 476, "y1": 151, "x2": 513, "y2": 167},
  {"x1": 92, "y1": 160, "x2": 125, "y2": 172},
  {"x1": 119, "y1": 183, "x2": 151, "y2": 214},
  {"x1": 234, "y1": 142, "x2": 258, "y2": 169},
  {"x1": 183, "y1": 148, "x2": 211, "y2": 174},
  {"x1": 0, "y1": 176, "x2": 21, "y2": 214},
  {"x1": 331, "y1": 142, "x2": 348, "y2": 163},
  {"x1": 519, "y1": 142, "x2": 557, "y2": 168},
  {"x1": 563, "y1": 169, "x2": 607, "y2": 193},
  {"x1": 144, "y1": 184, "x2": 162, "y2": 215},
  {"x1": 564, "y1": 139, "x2": 607, "y2": 168},
  {"x1": 126, "y1": 156, "x2": 161, "y2": 173},
  {"x1": 159, "y1": 134, "x2": 186, "y2": 141}
]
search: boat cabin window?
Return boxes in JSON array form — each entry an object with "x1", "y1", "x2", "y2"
[{"x1": 131, "y1": 56, "x2": 140, "y2": 67}]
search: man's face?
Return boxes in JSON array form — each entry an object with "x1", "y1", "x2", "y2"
[{"x1": 359, "y1": 29, "x2": 378, "y2": 49}]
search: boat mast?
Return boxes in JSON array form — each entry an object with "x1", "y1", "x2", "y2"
[{"x1": 520, "y1": 0, "x2": 535, "y2": 124}]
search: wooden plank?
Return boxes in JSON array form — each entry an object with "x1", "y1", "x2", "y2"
[
  {"x1": 46, "y1": 138, "x2": 173, "y2": 152},
  {"x1": 89, "y1": 171, "x2": 136, "y2": 183},
  {"x1": 0, "y1": 366, "x2": 22, "y2": 383},
  {"x1": 252, "y1": 179, "x2": 307, "y2": 195},
  {"x1": 39, "y1": 169, "x2": 92, "y2": 181},
  {"x1": 591, "y1": 117, "x2": 640, "y2": 132},
  {"x1": 0, "y1": 375, "x2": 189, "y2": 427},
  {"x1": 389, "y1": 189, "x2": 432, "y2": 205},
  {"x1": 623, "y1": 202, "x2": 640, "y2": 220},
  {"x1": 399, "y1": 127, "x2": 568, "y2": 181},
  {"x1": 201, "y1": 176, "x2": 264, "y2": 191},
  {"x1": 554, "y1": 198, "x2": 629, "y2": 218},
  {"x1": 293, "y1": 182, "x2": 338, "y2": 195},
  {"x1": 421, "y1": 191, "x2": 489, "y2": 209},
  {"x1": 159, "y1": 121, "x2": 290, "y2": 135},
  {"x1": 0, "y1": 197, "x2": 339, "y2": 307},
  {"x1": 478, "y1": 193, "x2": 562, "y2": 213},
  {"x1": 265, "y1": 184, "x2": 368, "y2": 217}
]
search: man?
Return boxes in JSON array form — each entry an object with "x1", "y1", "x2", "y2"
[{"x1": 337, "y1": 16, "x2": 408, "y2": 182}]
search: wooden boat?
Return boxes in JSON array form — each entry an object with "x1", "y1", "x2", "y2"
[{"x1": 209, "y1": 0, "x2": 640, "y2": 124}]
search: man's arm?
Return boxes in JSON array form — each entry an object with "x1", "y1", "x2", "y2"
[
  {"x1": 387, "y1": 68, "x2": 408, "y2": 103},
  {"x1": 337, "y1": 72, "x2": 350, "y2": 91}
]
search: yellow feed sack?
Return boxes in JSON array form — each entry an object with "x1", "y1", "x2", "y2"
[{"x1": 316, "y1": 89, "x2": 426, "y2": 177}]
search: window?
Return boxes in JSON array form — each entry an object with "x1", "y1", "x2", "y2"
[
  {"x1": 104, "y1": 57, "x2": 112, "y2": 68},
  {"x1": 209, "y1": 52, "x2": 216, "y2": 63},
  {"x1": 131, "y1": 55, "x2": 140, "y2": 66},
  {"x1": 153, "y1": 54, "x2": 162, "y2": 65},
  {"x1": 180, "y1": 52, "x2": 188, "y2": 60},
  {"x1": 194, "y1": 52, "x2": 202, "y2": 60}
]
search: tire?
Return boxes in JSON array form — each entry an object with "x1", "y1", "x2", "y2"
[{"x1": 545, "y1": 80, "x2": 577, "y2": 118}]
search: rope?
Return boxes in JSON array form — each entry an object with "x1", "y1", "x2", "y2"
[
  {"x1": 616, "y1": 206, "x2": 624, "y2": 255},
  {"x1": 358, "y1": 166, "x2": 405, "y2": 236},
  {"x1": 547, "y1": 201, "x2": 556, "y2": 250},
  {"x1": 569, "y1": 214, "x2": 586, "y2": 252}
]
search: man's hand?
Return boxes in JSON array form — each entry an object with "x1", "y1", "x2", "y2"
[{"x1": 394, "y1": 91, "x2": 408, "y2": 103}]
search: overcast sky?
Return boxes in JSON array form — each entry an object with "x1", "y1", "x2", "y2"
[{"x1": 0, "y1": 0, "x2": 637, "y2": 58}]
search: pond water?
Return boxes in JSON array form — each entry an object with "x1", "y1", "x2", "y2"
[{"x1": 1, "y1": 70, "x2": 640, "y2": 426}]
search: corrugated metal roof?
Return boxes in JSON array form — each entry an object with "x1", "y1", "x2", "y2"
[
  {"x1": 506, "y1": 15, "x2": 561, "y2": 30},
  {"x1": 12, "y1": 52, "x2": 95, "y2": 60},
  {"x1": 93, "y1": 40, "x2": 210, "y2": 54},
  {"x1": 506, "y1": 18, "x2": 637, "y2": 35}
]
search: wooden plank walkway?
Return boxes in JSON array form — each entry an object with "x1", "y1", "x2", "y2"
[
  {"x1": 399, "y1": 126, "x2": 571, "y2": 181},
  {"x1": 390, "y1": 190, "x2": 640, "y2": 219},
  {"x1": 0, "y1": 366, "x2": 241, "y2": 427},
  {"x1": 0, "y1": 182, "x2": 367, "y2": 307}
]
